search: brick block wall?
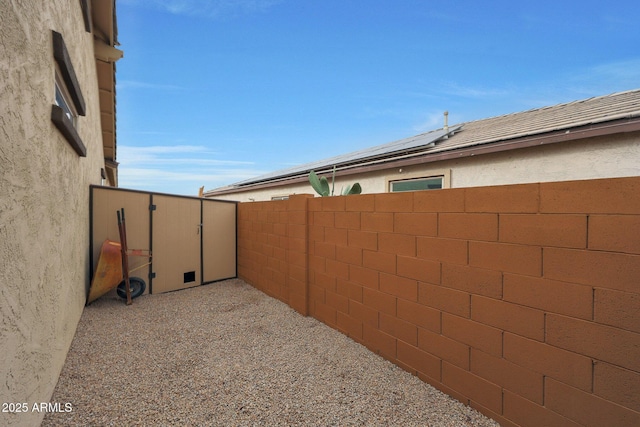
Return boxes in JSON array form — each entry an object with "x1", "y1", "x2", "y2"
[{"x1": 237, "y1": 177, "x2": 640, "y2": 427}]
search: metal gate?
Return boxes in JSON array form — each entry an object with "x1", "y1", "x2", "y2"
[{"x1": 90, "y1": 186, "x2": 237, "y2": 296}]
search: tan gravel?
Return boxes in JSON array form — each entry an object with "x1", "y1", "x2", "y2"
[{"x1": 43, "y1": 279, "x2": 500, "y2": 426}]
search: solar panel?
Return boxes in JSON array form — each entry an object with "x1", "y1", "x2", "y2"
[{"x1": 234, "y1": 125, "x2": 462, "y2": 186}]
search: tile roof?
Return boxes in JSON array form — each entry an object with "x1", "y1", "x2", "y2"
[
  {"x1": 211, "y1": 89, "x2": 640, "y2": 191},
  {"x1": 433, "y1": 88, "x2": 640, "y2": 153}
]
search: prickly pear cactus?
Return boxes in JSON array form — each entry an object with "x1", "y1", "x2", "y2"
[
  {"x1": 309, "y1": 170, "x2": 330, "y2": 196},
  {"x1": 309, "y1": 167, "x2": 361, "y2": 197}
]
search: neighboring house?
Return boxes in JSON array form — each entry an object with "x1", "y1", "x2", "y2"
[
  {"x1": 205, "y1": 89, "x2": 640, "y2": 202},
  {"x1": 0, "y1": 1, "x2": 122, "y2": 426}
]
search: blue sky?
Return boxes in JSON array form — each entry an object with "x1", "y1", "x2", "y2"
[{"x1": 115, "y1": 0, "x2": 640, "y2": 195}]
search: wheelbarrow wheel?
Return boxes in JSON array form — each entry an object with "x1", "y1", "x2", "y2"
[{"x1": 116, "y1": 277, "x2": 146, "y2": 300}]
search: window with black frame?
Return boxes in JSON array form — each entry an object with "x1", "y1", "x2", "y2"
[{"x1": 50, "y1": 30, "x2": 87, "y2": 157}]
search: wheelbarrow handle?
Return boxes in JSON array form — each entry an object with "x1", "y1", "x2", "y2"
[{"x1": 117, "y1": 208, "x2": 126, "y2": 224}]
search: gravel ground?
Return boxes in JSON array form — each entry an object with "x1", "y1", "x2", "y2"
[{"x1": 43, "y1": 279, "x2": 500, "y2": 426}]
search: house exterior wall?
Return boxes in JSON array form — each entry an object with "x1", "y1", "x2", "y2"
[
  {"x1": 237, "y1": 176, "x2": 640, "y2": 427},
  {"x1": 212, "y1": 132, "x2": 640, "y2": 202},
  {"x1": 0, "y1": 2, "x2": 107, "y2": 426}
]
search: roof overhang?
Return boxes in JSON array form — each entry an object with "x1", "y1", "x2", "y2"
[{"x1": 92, "y1": 0, "x2": 122, "y2": 186}]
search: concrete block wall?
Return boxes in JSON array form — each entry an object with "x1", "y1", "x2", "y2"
[
  {"x1": 237, "y1": 194, "x2": 311, "y2": 315},
  {"x1": 237, "y1": 177, "x2": 640, "y2": 427}
]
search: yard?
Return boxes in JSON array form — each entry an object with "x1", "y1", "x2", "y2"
[{"x1": 43, "y1": 279, "x2": 498, "y2": 426}]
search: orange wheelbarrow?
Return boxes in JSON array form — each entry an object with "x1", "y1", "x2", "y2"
[{"x1": 86, "y1": 209, "x2": 151, "y2": 305}]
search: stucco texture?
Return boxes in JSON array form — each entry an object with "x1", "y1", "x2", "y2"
[{"x1": 1, "y1": 1, "x2": 107, "y2": 426}]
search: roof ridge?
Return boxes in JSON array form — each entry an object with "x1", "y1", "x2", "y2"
[{"x1": 454, "y1": 88, "x2": 640, "y2": 127}]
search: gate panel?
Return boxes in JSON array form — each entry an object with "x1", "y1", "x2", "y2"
[
  {"x1": 152, "y1": 195, "x2": 201, "y2": 294},
  {"x1": 91, "y1": 187, "x2": 238, "y2": 298},
  {"x1": 91, "y1": 187, "x2": 151, "y2": 294},
  {"x1": 202, "y1": 200, "x2": 237, "y2": 283}
]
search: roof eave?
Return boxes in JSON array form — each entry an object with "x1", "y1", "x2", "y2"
[
  {"x1": 204, "y1": 116, "x2": 640, "y2": 197},
  {"x1": 92, "y1": 0, "x2": 122, "y2": 186}
]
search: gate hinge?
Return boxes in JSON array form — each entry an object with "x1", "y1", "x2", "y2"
[
  {"x1": 149, "y1": 204, "x2": 156, "y2": 211},
  {"x1": 150, "y1": 272, "x2": 156, "y2": 279}
]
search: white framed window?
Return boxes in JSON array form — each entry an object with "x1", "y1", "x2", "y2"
[
  {"x1": 390, "y1": 176, "x2": 444, "y2": 192},
  {"x1": 271, "y1": 195, "x2": 290, "y2": 201},
  {"x1": 386, "y1": 169, "x2": 451, "y2": 193}
]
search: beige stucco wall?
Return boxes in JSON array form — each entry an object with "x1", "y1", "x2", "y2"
[
  {"x1": 0, "y1": 2, "x2": 107, "y2": 426},
  {"x1": 211, "y1": 132, "x2": 640, "y2": 202}
]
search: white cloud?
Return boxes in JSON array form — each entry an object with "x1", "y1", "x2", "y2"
[
  {"x1": 431, "y1": 59, "x2": 640, "y2": 105},
  {"x1": 117, "y1": 80, "x2": 186, "y2": 91},
  {"x1": 568, "y1": 59, "x2": 640, "y2": 94},
  {"x1": 412, "y1": 111, "x2": 446, "y2": 133},
  {"x1": 506, "y1": 59, "x2": 640, "y2": 108},
  {"x1": 120, "y1": 0, "x2": 284, "y2": 19},
  {"x1": 119, "y1": 167, "x2": 262, "y2": 183},
  {"x1": 436, "y1": 82, "x2": 512, "y2": 99},
  {"x1": 592, "y1": 59, "x2": 640, "y2": 80},
  {"x1": 117, "y1": 145, "x2": 267, "y2": 195},
  {"x1": 117, "y1": 144, "x2": 249, "y2": 163}
]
